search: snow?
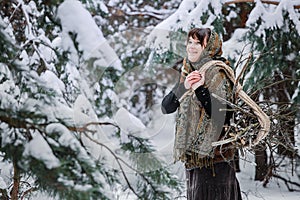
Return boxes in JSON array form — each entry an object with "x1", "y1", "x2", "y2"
[
  {"x1": 114, "y1": 107, "x2": 147, "y2": 143},
  {"x1": 246, "y1": 0, "x2": 300, "y2": 37},
  {"x1": 146, "y1": 0, "x2": 199, "y2": 52},
  {"x1": 39, "y1": 70, "x2": 66, "y2": 96},
  {"x1": 147, "y1": 0, "x2": 300, "y2": 53},
  {"x1": 74, "y1": 184, "x2": 92, "y2": 191},
  {"x1": 57, "y1": 0, "x2": 122, "y2": 71},
  {"x1": 0, "y1": 176, "x2": 6, "y2": 189},
  {"x1": 1, "y1": 0, "x2": 299, "y2": 199},
  {"x1": 237, "y1": 153, "x2": 300, "y2": 200},
  {"x1": 99, "y1": 1, "x2": 109, "y2": 14},
  {"x1": 292, "y1": 82, "x2": 300, "y2": 101},
  {"x1": 46, "y1": 123, "x2": 93, "y2": 165},
  {"x1": 23, "y1": 132, "x2": 60, "y2": 169}
]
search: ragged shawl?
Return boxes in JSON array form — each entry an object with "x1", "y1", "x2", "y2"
[
  {"x1": 174, "y1": 31, "x2": 228, "y2": 162},
  {"x1": 173, "y1": 31, "x2": 270, "y2": 163}
]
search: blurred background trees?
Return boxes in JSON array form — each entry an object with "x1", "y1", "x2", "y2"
[{"x1": 0, "y1": 0, "x2": 299, "y2": 199}]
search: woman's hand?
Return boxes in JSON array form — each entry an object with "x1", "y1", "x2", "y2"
[{"x1": 184, "y1": 71, "x2": 205, "y2": 90}]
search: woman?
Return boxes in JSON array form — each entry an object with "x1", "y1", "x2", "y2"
[{"x1": 161, "y1": 28, "x2": 242, "y2": 200}]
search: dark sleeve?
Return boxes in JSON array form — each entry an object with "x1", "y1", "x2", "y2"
[
  {"x1": 194, "y1": 85, "x2": 226, "y2": 120},
  {"x1": 194, "y1": 86, "x2": 211, "y2": 117},
  {"x1": 161, "y1": 91, "x2": 180, "y2": 114},
  {"x1": 161, "y1": 80, "x2": 186, "y2": 114}
]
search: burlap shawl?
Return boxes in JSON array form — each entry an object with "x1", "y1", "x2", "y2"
[
  {"x1": 173, "y1": 31, "x2": 270, "y2": 163},
  {"x1": 174, "y1": 60, "x2": 231, "y2": 162},
  {"x1": 174, "y1": 31, "x2": 229, "y2": 162}
]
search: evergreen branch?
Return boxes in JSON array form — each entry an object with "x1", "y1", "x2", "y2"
[
  {"x1": 18, "y1": 1, "x2": 50, "y2": 73},
  {"x1": 224, "y1": 0, "x2": 300, "y2": 9},
  {"x1": 250, "y1": 78, "x2": 300, "y2": 97},
  {"x1": 0, "y1": 108, "x2": 120, "y2": 135},
  {"x1": 82, "y1": 131, "x2": 160, "y2": 198},
  {"x1": 82, "y1": 132, "x2": 143, "y2": 199}
]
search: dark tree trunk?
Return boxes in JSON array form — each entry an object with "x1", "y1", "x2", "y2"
[
  {"x1": 11, "y1": 156, "x2": 20, "y2": 200},
  {"x1": 234, "y1": 150, "x2": 241, "y2": 172},
  {"x1": 274, "y1": 71, "x2": 295, "y2": 158},
  {"x1": 254, "y1": 144, "x2": 268, "y2": 181}
]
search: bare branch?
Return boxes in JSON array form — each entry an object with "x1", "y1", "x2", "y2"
[
  {"x1": 106, "y1": 5, "x2": 171, "y2": 20},
  {"x1": 82, "y1": 131, "x2": 158, "y2": 199},
  {"x1": 272, "y1": 174, "x2": 300, "y2": 191},
  {"x1": 250, "y1": 78, "x2": 300, "y2": 97},
  {"x1": 235, "y1": 53, "x2": 252, "y2": 86},
  {"x1": 21, "y1": 187, "x2": 38, "y2": 200},
  {"x1": 211, "y1": 93, "x2": 256, "y2": 118},
  {"x1": 212, "y1": 123, "x2": 259, "y2": 147}
]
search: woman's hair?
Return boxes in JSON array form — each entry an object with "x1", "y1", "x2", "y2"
[{"x1": 187, "y1": 28, "x2": 211, "y2": 47}]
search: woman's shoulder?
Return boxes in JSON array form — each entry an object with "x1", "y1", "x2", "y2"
[
  {"x1": 206, "y1": 62, "x2": 226, "y2": 76},
  {"x1": 204, "y1": 61, "x2": 230, "y2": 87},
  {"x1": 172, "y1": 58, "x2": 184, "y2": 72},
  {"x1": 204, "y1": 59, "x2": 233, "y2": 75}
]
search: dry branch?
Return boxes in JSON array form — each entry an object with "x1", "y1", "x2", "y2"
[
  {"x1": 272, "y1": 174, "x2": 300, "y2": 192},
  {"x1": 82, "y1": 131, "x2": 158, "y2": 199}
]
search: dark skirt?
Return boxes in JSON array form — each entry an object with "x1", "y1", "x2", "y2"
[{"x1": 186, "y1": 161, "x2": 242, "y2": 200}]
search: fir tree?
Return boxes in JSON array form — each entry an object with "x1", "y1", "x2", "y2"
[{"x1": 0, "y1": 0, "x2": 182, "y2": 199}]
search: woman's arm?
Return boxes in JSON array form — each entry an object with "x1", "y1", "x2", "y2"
[
  {"x1": 161, "y1": 80, "x2": 186, "y2": 114},
  {"x1": 194, "y1": 86, "x2": 212, "y2": 116},
  {"x1": 194, "y1": 67, "x2": 231, "y2": 121},
  {"x1": 161, "y1": 90, "x2": 179, "y2": 114}
]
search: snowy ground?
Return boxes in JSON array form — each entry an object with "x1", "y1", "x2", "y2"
[{"x1": 238, "y1": 160, "x2": 300, "y2": 200}]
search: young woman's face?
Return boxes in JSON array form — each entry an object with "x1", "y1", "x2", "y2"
[{"x1": 186, "y1": 36, "x2": 207, "y2": 62}]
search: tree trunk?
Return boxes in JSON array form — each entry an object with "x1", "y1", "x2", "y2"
[
  {"x1": 11, "y1": 157, "x2": 20, "y2": 200},
  {"x1": 254, "y1": 144, "x2": 268, "y2": 181},
  {"x1": 274, "y1": 71, "x2": 295, "y2": 158},
  {"x1": 234, "y1": 150, "x2": 241, "y2": 172}
]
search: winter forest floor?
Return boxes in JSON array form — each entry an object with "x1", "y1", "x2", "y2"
[{"x1": 144, "y1": 108, "x2": 300, "y2": 200}]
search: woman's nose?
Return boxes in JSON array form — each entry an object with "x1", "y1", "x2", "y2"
[{"x1": 190, "y1": 43, "x2": 196, "y2": 48}]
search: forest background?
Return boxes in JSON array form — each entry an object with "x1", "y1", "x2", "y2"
[{"x1": 0, "y1": 0, "x2": 299, "y2": 199}]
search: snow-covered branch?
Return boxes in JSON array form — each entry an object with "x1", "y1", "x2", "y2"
[
  {"x1": 106, "y1": 4, "x2": 174, "y2": 20},
  {"x1": 224, "y1": 0, "x2": 300, "y2": 9}
]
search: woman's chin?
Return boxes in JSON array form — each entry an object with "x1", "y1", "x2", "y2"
[{"x1": 188, "y1": 57, "x2": 199, "y2": 62}]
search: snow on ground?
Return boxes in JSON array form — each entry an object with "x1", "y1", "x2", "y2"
[{"x1": 237, "y1": 156, "x2": 300, "y2": 200}]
